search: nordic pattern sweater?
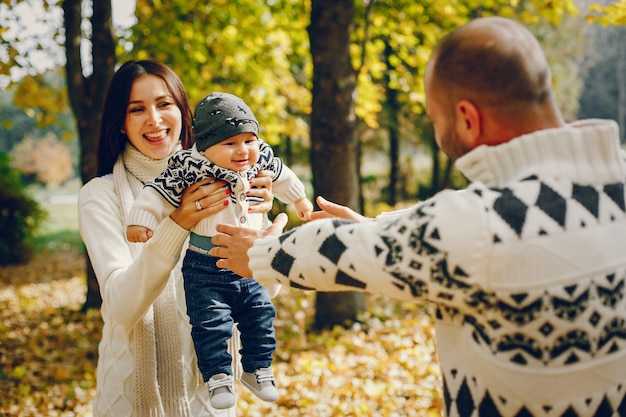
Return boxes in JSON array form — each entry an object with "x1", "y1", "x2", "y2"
[
  {"x1": 248, "y1": 119, "x2": 626, "y2": 417},
  {"x1": 128, "y1": 146, "x2": 307, "y2": 238}
]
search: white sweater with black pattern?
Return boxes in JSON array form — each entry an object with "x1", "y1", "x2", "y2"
[{"x1": 248, "y1": 119, "x2": 626, "y2": 417}]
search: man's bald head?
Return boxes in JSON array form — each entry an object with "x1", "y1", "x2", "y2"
[
  {"x1": 429, "y1": 17, "x2": 552, "y2": 111},
  {"x1": 424, "y1": 17, "x2": 565, "y2": 159}
]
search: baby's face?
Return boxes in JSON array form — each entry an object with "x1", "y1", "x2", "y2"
[{"x1": 200, "y1": 132, "x2": 260, "y2": 171}]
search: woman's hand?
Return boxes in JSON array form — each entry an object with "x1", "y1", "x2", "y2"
[
  {"x1": 169, "y1": 178, "x2": 229, "y2": 230},
  {"x1": 309, "y1": 196, "x2": 369, "y2": 222},
  {"x1": 247, "y1": 170, "x2": 274, "y2": 214}
]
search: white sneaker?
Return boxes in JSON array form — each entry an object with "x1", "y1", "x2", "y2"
[
  {"x1": 241, "y1": 367, "x2": 279, "y2": 402},
  {"x1": 207, "y1": 373, "x2": 236, "y2": 409}
]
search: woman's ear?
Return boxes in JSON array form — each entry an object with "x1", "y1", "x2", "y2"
[{"x1": 455, "y1": 99, "x2": 481, "y2": 149}]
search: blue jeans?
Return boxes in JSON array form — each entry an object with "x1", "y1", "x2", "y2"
[{"x1": 182, "y1": 249, "x2": 276, "y2": 381}]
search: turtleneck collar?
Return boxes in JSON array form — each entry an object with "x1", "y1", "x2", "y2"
[
  {"x1": 122, "y1": 142, "x2": 179, "y2": 184},
  {"x1": 455, "y1": 119, "x2": 625, "y2": 188}
]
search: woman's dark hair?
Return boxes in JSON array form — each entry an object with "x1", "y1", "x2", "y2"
[{"x1": 96, "y1": 59, "x2": 193, "y2": 176}]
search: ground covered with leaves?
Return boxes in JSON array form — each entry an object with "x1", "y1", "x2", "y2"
[{"x1": 0, "y1": 246, "x2": 443, "y2": 416}]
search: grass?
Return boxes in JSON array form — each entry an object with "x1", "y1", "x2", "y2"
[{"x1": 28, "y1": 183, "x2": 81, "y2": 253}]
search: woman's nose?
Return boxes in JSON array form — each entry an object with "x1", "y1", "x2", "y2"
[{"x1": 146, "y1": 107, "x2": 162, "y2": 126}]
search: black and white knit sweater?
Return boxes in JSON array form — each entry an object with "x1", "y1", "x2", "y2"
[
  {"x1": 128, "y1": 140, "x2": 306, "y2": 237},
  {"x1": 146, "y1": 139, "x2": 282, "y2": 207},
  {"x1": 248, "y1": 119, "x2": 626, "y2": 417}
]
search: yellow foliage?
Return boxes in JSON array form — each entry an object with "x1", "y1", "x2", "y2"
[
  {"x1": 586, "y1": 0, "x2": 626, "y2": 26},
  {"x1": 11, "y1": 74, "x2": 69, "y2": 129}
]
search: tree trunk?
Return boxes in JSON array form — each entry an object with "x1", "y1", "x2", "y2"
[
  {"x1": 382, "y1": 41, "x2": 400, "y2": 206},
  {"x1": 63, "y1": 0, "x2": 116, "y2": 310},
  {"x1": 308, "y1": 0, "x2": 365, "y2": 329},
  {"x1": 425, "y1": 135, "x2": 441, "y2": 199}
]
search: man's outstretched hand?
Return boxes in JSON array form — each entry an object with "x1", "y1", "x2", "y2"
[
  {"x1": 309, "y1": 196, "x2": 369, "y2": 222},
  {"x1": 210, "y1": 213, "x2": 289, "y2": 278}
]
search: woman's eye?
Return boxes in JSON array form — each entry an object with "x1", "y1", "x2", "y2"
[{"x1": 129, "y1": 107, "x2": 144, "y2": 113}]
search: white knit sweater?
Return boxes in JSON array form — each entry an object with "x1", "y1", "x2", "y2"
[
  {"x1": 78, "y1": 176, "x2": 234, "y2": 417},
  {"x1": 248, "y1": 119, "x2": 626, "y2": 416}
]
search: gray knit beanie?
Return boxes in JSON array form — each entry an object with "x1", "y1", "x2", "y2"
[{"x1": 192, "y1": 92, "x2": 259, "y2": 151}]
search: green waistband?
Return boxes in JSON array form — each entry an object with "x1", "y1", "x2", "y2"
[{"x1": 189, "y1": 232, "x2": 216, "y2": 251}]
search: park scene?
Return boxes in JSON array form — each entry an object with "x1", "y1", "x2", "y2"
[{"x1": 2, "y1": 0, "x2": 626, "y2": 416}]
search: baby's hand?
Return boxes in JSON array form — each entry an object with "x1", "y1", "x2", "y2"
[
  {"x1": 126, "y1": 225, "x2": 153, "y2": 243},
  {"x1": 295, "y1": 197, "x2": 313, "y2": 221}
]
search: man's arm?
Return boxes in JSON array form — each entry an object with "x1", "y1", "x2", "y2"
[
  {"x1": 210, "y1": 213, "x2": 289, "y2": 277},
  {"x1": 211, "y1": 194, "x2": 362, "y2": 276}
]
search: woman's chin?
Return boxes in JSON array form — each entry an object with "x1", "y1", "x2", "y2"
[{"x1": 143, "y1": 139, "x2": 177, "y2": 159}]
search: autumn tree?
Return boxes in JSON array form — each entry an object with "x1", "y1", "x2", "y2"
[
  {"x1": 10, "y1": 132, "x2": 74, "y2": 187},
  {"x1": 0, "y1": 69, "x2": 76, "y2": 155},
  {"x1": 62, "y1": 0, "x2": 116, "y2": 309},
  {"x1": 0, "y1": 0, "x2": 114, "y2": 308},
  {"x1": 308, "y1": 0, "x2": 366, "y2": 328}
]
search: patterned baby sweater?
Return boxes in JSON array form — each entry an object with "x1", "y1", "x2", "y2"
[
  {"x1": 128, "y1": 142, "x2": 307, "y2": 238},
  {"x1": 248, "y1": 119, "x2": 626, "y2": 417}
]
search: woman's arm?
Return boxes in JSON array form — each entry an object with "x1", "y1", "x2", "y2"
[{"x1": 78, "y1": 177, "x2": 230, "y2": 327}]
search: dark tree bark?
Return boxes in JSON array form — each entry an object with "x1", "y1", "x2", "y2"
[
  {"x1": 63, "y1": 0, "x2": 116, "y2": 310},
  {"x1": 382, "y1": 41, "x2": 401, "y2": 206},
  {"x1": 308, "y1": 0, "x2": 365, "y2": 329}
]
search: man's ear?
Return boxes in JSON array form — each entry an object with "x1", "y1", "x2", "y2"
[{"x1": 455, "y1": 99, "x2": 481, "y2": 149}]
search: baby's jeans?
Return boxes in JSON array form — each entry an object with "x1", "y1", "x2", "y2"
[{"x1": 182, "y1": 248, "x2": 276, "y2": 381}]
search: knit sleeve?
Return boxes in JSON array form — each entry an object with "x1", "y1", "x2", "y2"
[
  {"x1": 271, "y1": 164, "x2": 307, "y2": 205},
  {"x1": 127, "y1": 187, "x2": 174, "y2": 232},
  {"x1": 248, "y1": 188, "x2": 490, "y2": 307},
  {"x1": 78, "y1": 177, "x2": 189, "y2": 328}
]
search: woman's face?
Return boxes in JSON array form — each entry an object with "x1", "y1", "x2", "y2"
[{"x1": 124, "y1": 74, "x2": 182, "y2": 159}]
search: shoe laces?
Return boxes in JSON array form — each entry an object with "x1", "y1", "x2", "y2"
[
  {"x1": 254, "y1": 368, "x2": 275, "y2": 384},
  {"x1": 208, "y1": 374, "x2": 233, "y2": 391}
]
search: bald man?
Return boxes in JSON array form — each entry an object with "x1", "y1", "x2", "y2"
[{"x1": 211, "y1": 17, "x2": 626, "y2": 417}]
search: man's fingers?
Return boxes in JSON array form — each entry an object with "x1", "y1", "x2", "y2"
[
  {"x1": 215, "y1": 222, "x2": 237, "y2": 236},
  {"x1": 267, "y1": 213, "x2": 288, "y2": 236},
  {"x1": 215, "y1": 258, "x2": 230, "y2": 269},
  {"x1": 209, "y1": 244, "x2": 224, "y2": 258},
  {"x1": 313, "y1": 195, "x2": 367, "y2": 222}
]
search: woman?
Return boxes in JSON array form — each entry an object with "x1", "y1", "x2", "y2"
[{"x1": 78, "y1": 59, "x2": 274, "y2": 416}]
